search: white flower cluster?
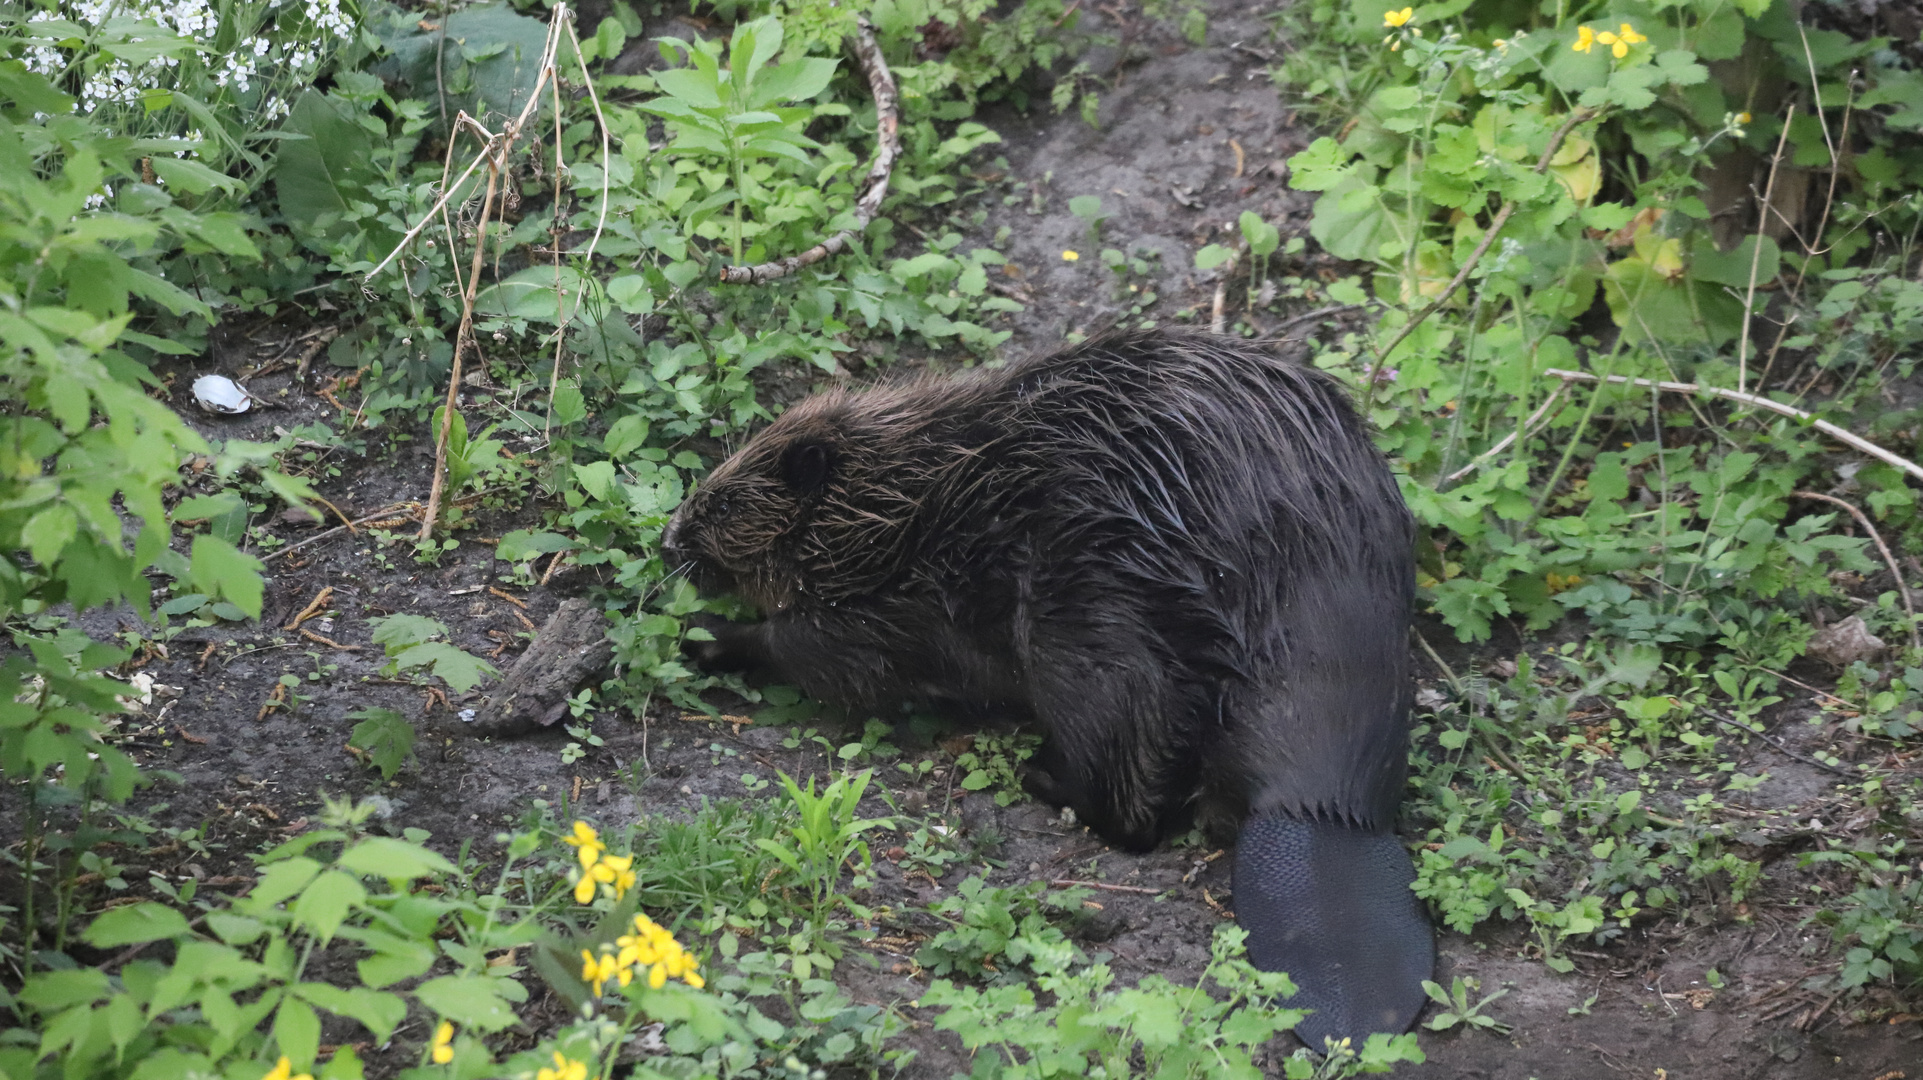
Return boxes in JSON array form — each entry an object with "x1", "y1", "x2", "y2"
[{"x1": 24, "y1": 0, "x2": 352, "y2": 115}]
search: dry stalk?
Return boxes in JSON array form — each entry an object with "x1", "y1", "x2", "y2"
[
  {"x1": 715, "y1": 18, "x2": 899, "y2": 285},
  {"x1": 1790, "y1": 489, "x2": 1919, "y2": 649},
  {"x1": 1442, "y1": 381, "x2": 1572, "y2": 485},
  {"x1": 1209, "y1": 241, "x2": 1243, "y2": 335},
  {"x1": 543, "y1": 11, "x2": 615, "y2": 440},
  {"x1": 363, "y1": 4, "x2": 611, "y2": 538},
  {"x1": 1542, "y1": 368, "x2": 1923, "y2": 485},
  {"x1": 1736, "y1": 104, "x2": 1793, "y2": 394},
  {"x1": 1364, "y1": 107, "x2": 1596, "y2": 400}
]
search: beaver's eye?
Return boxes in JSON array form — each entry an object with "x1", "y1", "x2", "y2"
[{"x1": 716, "y1": 498, "x2": 732, "y2": 516}]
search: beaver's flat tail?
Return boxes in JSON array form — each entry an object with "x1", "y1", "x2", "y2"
[{"x1": 1232, "y1": 813, "x2": 1433, "y2": 1050}]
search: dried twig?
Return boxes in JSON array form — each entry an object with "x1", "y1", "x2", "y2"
[
  {"x1": 715, "y1": 18, "x2": 899, "y2": 285},
  {"x1": 1443, "y1": 380, "x2": 1572, "y2": 485},
  {"x1": 1049, "y1": 879, "x2": 1163, "y2": 895},
  {"x1": 284, "y1": 586, "x2": 335, "y2": 630},
  {"x1": 261, "y1": 502, "x2": 417, "y2": 563},
  {"x1": 1791, "y1": 489, "x2": 1919, "y2": 649},
  {"x1": 1736, "y1": 104, "x2": 1793, "y2": 394},
  {"x1": 1209, "y1": 242, "x2": 1242, "y2": 335},
  {"x1": 363, "y1": 5, "x2": 611, "y2": 539},
  {"x1": 1541, "y1": 369, "x2": 1923, "y2": 485},
  {"x1": 1365, "y1": 108, "x2": 1597, "y2": 398}
]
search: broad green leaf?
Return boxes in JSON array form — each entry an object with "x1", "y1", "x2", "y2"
[
  {"x1": 294, "y1": 983, "x2": 406, "y2": 1042},
  {"x1": 273, "y1": 998, "x2": 321, "y2": 1070},
  {"x1": 369, "y1": 614, "x2": 449, "y2": 650},
  {"x1": 414, "y1": 975, "x2": 518, "y2": 1033},
  {"x1": 84, "y1": 902, "x2": 191, "y2": 947},
  {"x1": 291, "y1": 871, "x2": 367, "y2": 943},
  {"x1": 346, "y1": 708, "x2": 416, "y2": 781},
  {"x1": 188, "y1": 534, "x2": 263, "y2": 619},
  {"x1": 337, "y1": 837, "x2": 455, "y2": 881},
  {"x1": 391, "y1": 642, "x2": 497, "y2": 694}
]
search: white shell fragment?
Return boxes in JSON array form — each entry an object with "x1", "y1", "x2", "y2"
[{"x1": 191, "y1": 374, "x2": 252, "y2": 415}]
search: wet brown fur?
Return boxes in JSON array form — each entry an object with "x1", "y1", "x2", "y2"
[{"x1": 662, "y1": 326, "x2": 1416, "y2": 855}]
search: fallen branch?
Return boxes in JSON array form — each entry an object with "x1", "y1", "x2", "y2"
[
  {"x1": 1791, "y1": 489, "x2": 1919, "y2": 649},
  {"x1": 1048, "y1": 879, "x2": 1163, "y2": 895},
  {"x1": 715, "y1": 18, "x2": 899, "y2": 285},
  {"x1": 1365, "y1": 108, "x2": 1596, "y2": 398},
  {"x1": 1541, "y1": 369, "x2": 1923, "y2": 486}
]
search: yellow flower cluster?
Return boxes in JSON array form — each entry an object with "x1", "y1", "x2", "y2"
[
  {"x1": 535, "y1": 1053, "x2": 589, "y2": 1080},
  {"x1": 261, "y1": 1059, "x2": 313, "y2": 1080},
  {"x1": 1573, "y1": 23, "x2": 1646, "y2": 59},
  {"x1": 580, "y1": 913, "x2": 706, "y2": 995},
  {"x1": 431, "y1": 1021, "x2": 455, "y2": 1065},
  {"x1": 563, "y1": 821, "x2": 635, "y2": 905}
]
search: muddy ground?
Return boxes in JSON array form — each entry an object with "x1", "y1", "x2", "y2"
[{"x1": 66, "y1": 0, "x2": 1923, "y2": 1077}]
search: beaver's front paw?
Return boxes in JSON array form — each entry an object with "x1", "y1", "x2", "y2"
[{"x1": 681, "y1": 613, "x2": 767, "y2": 674}]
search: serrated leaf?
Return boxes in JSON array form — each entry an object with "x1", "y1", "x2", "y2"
[
  {"x1": 369, "y1": 613, "x2": 448, "y2": 651},
  {"x1": 391, "y1": 642, "x2": 496, "y2": 694},
  {"x1": 347, "y1": 707, "x2": 415, "y2": 781}
]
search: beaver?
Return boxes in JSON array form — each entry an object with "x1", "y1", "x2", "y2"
[{"x1": 660, "y1": 325, "x2": 1433, "y2": 1046}]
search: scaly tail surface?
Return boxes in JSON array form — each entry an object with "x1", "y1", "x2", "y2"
[{"x1": 1232, "y1": 813, "x2": 1433, "y2": 1050}]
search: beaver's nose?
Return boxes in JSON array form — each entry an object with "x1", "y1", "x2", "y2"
[{"x1": 660, "y1": 515, "x2": 689, "y2": 565}]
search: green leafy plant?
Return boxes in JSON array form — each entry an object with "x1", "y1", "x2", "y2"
[
  {"x1": 368, "y1": 613, "x2": 498, "y2": 693},
  {"x1": 753, "y1": 770, "x2": 894, "y2": 945},
  {"x1": 916, "y1": 876, "x2": 1088, "y2": 981},
  {"x1": 346, "y1": 707, "x2": 417, "y2": 781},
  {"x1": 923, "y1": 924, "x2": 1422, "y2": 1078},
  {"x1": 1421, "y1": 976, "x2": 1513, "y2": 1035}
]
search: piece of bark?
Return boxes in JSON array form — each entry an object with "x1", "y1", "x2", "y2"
[
  {"x1": 468, "y1": 598, "x2": 613, "y2": 737},
  {"x1": 1806, "y1": 614, "x2": 1885, "y2": 670}
]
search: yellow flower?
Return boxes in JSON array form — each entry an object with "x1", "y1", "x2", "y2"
[
  {"x1": 535, "y1": 1053, "x2": 589, "y2": 1080},
  {"x1": 1737, "y1": 111, "x2": 1752, "y2": 124},
  {"x1": 1383, "y1": 7, "x2": 1413, "y2": 28},
  {"x1": 1061, "y1": 250, "x2": 1079, "y2": 262},
  {"x1": 1572, "y1": 25, "x2": 1596, "y2": 53},
  {"x1": 1594, "y1": 23, "x2": 1644, "y2": 59},
  {"x1": 431, "y1": 1021, "x2": 455, "y2": 1065},
  {"x1": 261, "y1": 1059, "x2": 313, "y2": 1080},
  {"x1": 563, "y1": 821, "x2": 605, "y2": 872}
]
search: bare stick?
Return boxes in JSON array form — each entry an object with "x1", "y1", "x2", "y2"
[
  {"x1": 1791, "y1": 489, "x2": 1919, "y2": 649},
  {"x1": 1443, "y1": 381, "x2": 1571, "y2": 485},
  {"x1": 420, "y1": 163, "x2": 502, "y2": 541},
  {"x1": 1541, "y1": 368, "x2": 1923, "y2": 485},
  {"x1": 262, "y1": 502, "x2": 416, "y2": 563},
  {"x1": 546, "y1": 66, "x2": 567, "y2": 443},
  {"x1": 1737, "y1": 104, "x2": 1794, "y2": 394},
  {"x1": 715, "y1": 18, "x2": 899, "y2": 285},
  {"x1": 364, "y1": 149, "x2": 491, "y2": 282},
  {"x1": 1210, "y1": 243, "x2": 1242, "y2": 335},
  {"x1": 1049, "y1": 879, "x2": 1163, "y2": 895},
  {"x1": 1366, "y1": 108, "x2": 1596, "y2": 397}
]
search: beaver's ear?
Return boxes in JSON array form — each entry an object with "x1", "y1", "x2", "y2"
[{"x1": 780, "y1": 441, "x2": 833, "y2": 494}]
